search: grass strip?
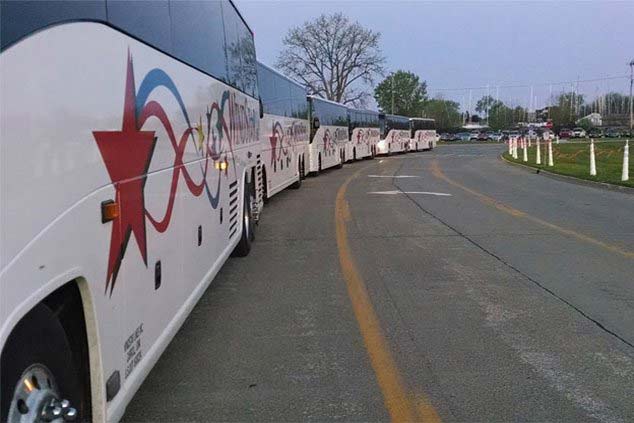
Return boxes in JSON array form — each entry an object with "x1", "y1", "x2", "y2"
[{"x1": 502, "y1": 141, "x2": 633, "y2": 188}]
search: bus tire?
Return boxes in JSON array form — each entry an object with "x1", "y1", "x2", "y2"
[
  {"x1": 1, "y1": 303, "x2": 89, "y2": 422},
  {"x1": 300, "y1": 156, "x2": 306, "y2": 180},
  {"x1": 261, "y1": 168, "x2": 269, "y2": 204},
  {"x1": 233, "y1": 180, "x2": 255, "y2": 257},
  {"x1": 353, "y1": 148, "x2": 357, "y2": 161},
  {"x1": 336, "y1": 150, "x2": 343, "y2": 169},
  {"x1": 290, "y1": 159, "x2": 302, "y2": 189}
]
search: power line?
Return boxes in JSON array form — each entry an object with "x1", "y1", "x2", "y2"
[{"x1": 430, "y1": 75, "x2": 629, "y2": 92}]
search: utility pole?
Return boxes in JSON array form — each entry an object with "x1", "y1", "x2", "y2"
[
  {"x1": 391, "y1": 72, "x2": 395, "y2": 114},
  {"x1": 630, "y1": 60, "x2": 634, "y2": 137}
]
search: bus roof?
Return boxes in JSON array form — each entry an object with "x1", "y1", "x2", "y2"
[
  {"x1": 348, "y1": 107, "x2": 380, "y2": 115},
  {"x1": 385, "y1": 114, "x2": 410, "y2": 122},
  {"x1": 257, "y1": 61, "x2": 305, "y2": 91},
  {"x1": 308, "y1": 95, "x2": 347, "y2": 108}
]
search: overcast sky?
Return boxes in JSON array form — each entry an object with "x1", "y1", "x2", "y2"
[{"x1": 235, "y1": 0, "x2": 634, "y2": 111}]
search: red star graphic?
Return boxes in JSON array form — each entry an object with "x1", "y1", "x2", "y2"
[{"x1": 93, "y1": 52, "x2": 156, "y2": 295}]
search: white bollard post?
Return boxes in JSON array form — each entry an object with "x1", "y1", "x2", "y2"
[
  {"x1": 556, "y1": 135, "x2": 560, "y2": 144},
  {"x1": 548, "y1": 140, "x2": 554, "y2": 167},
  {"x1": 536, "y1": 139, "x2": 541, "y2": 165},
  {"x1": 622, "y1": 140, "x2": 629, "y2": 182},
  {"x1": 508, "y1": 138, "x2": 512, "y2": 155},
  {"x1": 523, "y1": 140, "x2": 528, "y2": 162},
  {"x1": 513, "y1": 138, "x2": 518, "y2": 159},
  {"x1": 590, "y1": 139, "x2": 597, "y2": 176},
  {"x1": 528, "y1": 138, "x2": 532, "y2": 148}
]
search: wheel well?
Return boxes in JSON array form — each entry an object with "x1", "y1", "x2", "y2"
[
  {"x1": 41, "y1": 282, "x2": 92, "y2": 406},
  {"x1": 2, "y1": 281, "x2": 92, "y2": 417}
]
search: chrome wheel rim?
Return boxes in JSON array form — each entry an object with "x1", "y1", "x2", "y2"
[{"x1": 8, "y1": 364, "x2": 59, "y2": 423}]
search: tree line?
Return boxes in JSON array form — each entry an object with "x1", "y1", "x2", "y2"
[{"x1": 275, "y1": 13, "x2": 629, "y2": 132}]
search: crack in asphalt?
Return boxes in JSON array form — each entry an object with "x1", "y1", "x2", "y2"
[{"x1": 389, "y1": 160, "x2": 634, "y2": 351}]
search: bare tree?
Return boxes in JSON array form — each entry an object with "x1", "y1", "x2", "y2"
[{"x1": 276, "y1": 13, "x2": 385, "y2": 107}]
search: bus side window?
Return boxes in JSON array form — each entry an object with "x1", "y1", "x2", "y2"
[
  {"x1": 171, "y1": 1, "x2": 228, "y2": 84},
  {"x1": 1, "y1": 1, "x2": 106, "y2": 50},
  {"x1": 108, "y1": 0, "x2": 171, "y2": 53}
]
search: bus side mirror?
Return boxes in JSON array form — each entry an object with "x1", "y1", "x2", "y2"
[
  {"x1": 313, "y1": 117, "x2": 320, "y2": 129},
  {"x1": 259, "y1": 98, "x2": 264, "y2": 119}
]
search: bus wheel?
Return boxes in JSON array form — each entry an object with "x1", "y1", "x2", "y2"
[
  {"x1": 353, "y1": 148, "x2": 357, "y2": 161},
  {"x1": 336, "y1": 150, "x2": 344, "y2": 169},
  {"x1": 300, "y1": 156, "x2": 306, "y2": 180},
  {"x1": 1, "y1": 304, "x2": 87, "y2": 423},
  {"x1": 261, "y1": 168, "x2": 269, "y2": 204},
  {"x1": 290, "y1": 159, "x2": 302, "y2": 189},
  {"x1": 233, "y1": 180, "x2": 255, "y2": 257}
]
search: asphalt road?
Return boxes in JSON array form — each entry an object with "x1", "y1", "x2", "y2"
[{"x1": 124, "y1": 144, "x2": 634, "y2": 422}]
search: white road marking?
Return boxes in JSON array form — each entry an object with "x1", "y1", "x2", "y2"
[
  {"x1": 368, "y1": 190, "x2": 452, "y2": 197},
  {"x1": 367, "y1": 175, "x2": 420, "y2": 178}
]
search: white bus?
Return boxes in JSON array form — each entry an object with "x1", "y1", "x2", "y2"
[
  {"x1": 0, "y1": 1, "x2": 262, "y2": 421},
  {"x1": 409, "y1": 118, "x2": 437, "y2": 151},
  {"x1": 346, "y1": 108, "x2": 381, "y2": 160},
  {"x1": 256, "y1": 62, "x2": 309, "y2": 199},
  {"x1": 307, "y1": 96, "x2": 348, "y2": 174},
  {"x1": 376, "y1": 114, "x2": 411, "y2": 155}
]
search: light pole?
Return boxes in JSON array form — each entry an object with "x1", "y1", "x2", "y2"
[
  {"x1": 629, "y1": 60, "x2": 634, "y2": 137},
  {"x1": 391, "y1": 72, "x2": 395, "y2": 114}
]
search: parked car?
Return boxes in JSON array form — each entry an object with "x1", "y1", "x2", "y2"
[
  {"x1": 572, "y1": 127, "x2": 587, "y2": 138},
  {"x1": 587, "y1": 128, "x2": 604, "y2": 138},
  {"x1": 605, "y1": 128, "x2": 622, "y2": 138},
  {"x1": 469, "y1": 132, "x2": 480, "y2": 141},
  {"x1": 489, "y1": 131, "x2": 503, "y2": 142},
  {"x1": 440, "y1": 133, "x2": 455, "y2": 142},
  {"x1": 559, "y1": 128, "x2": 573, "y2": 138},
  {"x1": 541, "y1": 129, "x2": 555, "y2": 141},
  {"x1": 457, "y1": 132, "x2": 471, "y2": 142},
  {"x1": 476, "y1": 132, "x2": 490, "y2": 141}
]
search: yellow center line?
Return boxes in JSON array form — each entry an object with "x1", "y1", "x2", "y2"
[
  {"x1": 430, "y1": 160, "x2": 634, "y2": 260},
  {"x1": 335, "y1": 165, "x2": 441, "y2": 423}
]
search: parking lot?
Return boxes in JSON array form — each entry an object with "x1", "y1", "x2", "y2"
[{"x1": 124, "y1": 144, "x2": 634, "y2": 422}]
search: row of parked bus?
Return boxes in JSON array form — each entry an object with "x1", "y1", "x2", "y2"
[
  {"x1": 257, "y1": 62, "x2": 437, "y2": 200},
  {"x1": 0, "y1": 2, "x2": 436, "y2": 421}
]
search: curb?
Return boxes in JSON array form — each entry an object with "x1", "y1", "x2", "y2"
[{"x1": 499, "y1": 154, "x2": 634, "y2": 195}]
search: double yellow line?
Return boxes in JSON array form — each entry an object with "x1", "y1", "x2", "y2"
[{"x1": 335, "y1": 167, "x2": 441, "y2": 423}]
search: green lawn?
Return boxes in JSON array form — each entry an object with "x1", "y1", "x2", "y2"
[
  {"x1": 439, "y1": 140, "x2": 502, "y2": 145},
  {"x1": 502, "y1": 141, "x2": 633, "y2": 188}
]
